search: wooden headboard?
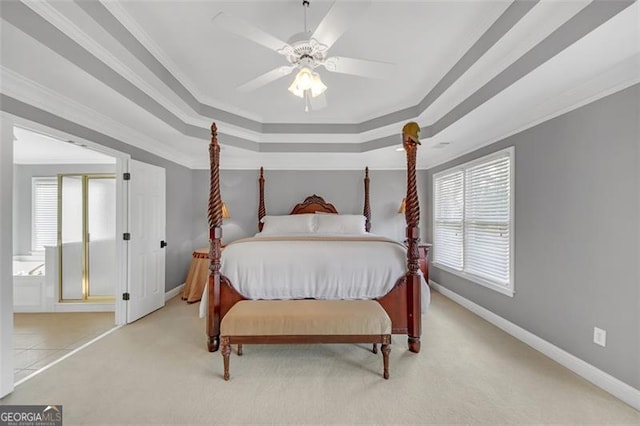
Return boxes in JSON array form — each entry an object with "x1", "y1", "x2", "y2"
[
  {"x1": 257, "y1": 167, "x2": 371, "y2": 231},
  {"x1": 290, "y1": 195, "x2": 338, "y2": 215}
]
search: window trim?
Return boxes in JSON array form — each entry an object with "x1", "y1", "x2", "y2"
[{"x1": 432, "y1": 146, "x2": 515, "y2": 297}]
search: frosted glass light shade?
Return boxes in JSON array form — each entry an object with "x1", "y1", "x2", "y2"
[{"x1": 288, "y1": 68, "x2": 327, "y2": 98}]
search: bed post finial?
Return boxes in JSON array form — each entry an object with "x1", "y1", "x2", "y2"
[
  {"x1": 258, "y1": 167, "x2": 266, "y2": 231},
  {"x1": 402, "y1": 121, "x2": 421, "y2": 354},
  {"x1": 363, "y1": 167, "x2": 371, "y2": 232},
  {"x1": 207, "y1": 121, "x2": 222, "y2": 352}
]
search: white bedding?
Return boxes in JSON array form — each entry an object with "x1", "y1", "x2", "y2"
[{"x1": 199, "y1": 233, "x2": 430, "y2": 317}]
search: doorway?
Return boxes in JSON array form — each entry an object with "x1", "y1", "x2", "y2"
[
  {"x1": 1, "y1": 116, "x2": 167, "y2": 396},
  {"x1": 12, "y1": 126, "x2": 119, "y2": 384}
]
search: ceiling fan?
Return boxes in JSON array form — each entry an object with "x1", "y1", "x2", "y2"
[{"x1": 212, "y1": 0, "x2": 394, "y2": 111}]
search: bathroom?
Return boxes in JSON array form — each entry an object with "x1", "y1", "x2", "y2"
[{"x1": 13, "y1": 126, "x2": 118, "y2": 313}]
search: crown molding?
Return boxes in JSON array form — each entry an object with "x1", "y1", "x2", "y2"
[
  {"x1": 4, "y1": 63, "x2": 636, "y2": 172},
  {"x1": 420, "y1": 0, "x2": 590, "y2": 127},
  {"x1": 13, "y1": 0, "x2": 634, "y2": 144},
  {"x1": 3, "y1": 0, "x2": 636, "y2": 168},
  {"x1": 422, "y1": 58, "x2": 640, "y2": 170},
  {"x1": 74, "y1": 0, "x2": 535, "y2": 133},
  {"x1": 99, "y1": 0, "x2": 264, "y2": 123},
  {"x1": 0, "y1": 66, "x2": 195, "y2": 168},
  {"x1": 20, "y1": 0, "x2": 208, "y2": 130}
]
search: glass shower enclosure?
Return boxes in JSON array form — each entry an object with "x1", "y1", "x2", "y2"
[{"x1": 58, "y1": 174, "x2": 116, "y2": 302}]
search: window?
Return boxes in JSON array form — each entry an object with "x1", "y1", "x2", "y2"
[
  {"x1": 32, "y1": 177, "x2": 58, "y2": 252},
  {"x1": 433, "y1": 147, "x2": 514, "y2": 296}
]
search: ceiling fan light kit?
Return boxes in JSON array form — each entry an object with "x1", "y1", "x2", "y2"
[
  {"x1": 213, "y1": 0, "x2": 392, "y2": 111},
  {"x1": 287, "y1": 67, "x2": 327, "y2": 98}
]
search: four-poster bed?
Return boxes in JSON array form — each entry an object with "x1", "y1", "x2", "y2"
[{"x1": 206, "y1": 122, "x2": 423, "y2": 353}]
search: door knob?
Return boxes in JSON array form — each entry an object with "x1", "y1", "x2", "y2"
[{"x1": 160, "y1": 240, "x2": 167, "y2": 248}]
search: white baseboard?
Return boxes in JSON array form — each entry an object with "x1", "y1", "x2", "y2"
[
  {"x1": 429, "y1": 280, "x2": 640, "y2": 411},
  {"x1": 165, "y1": 283, "x2": 185, "y2": 302}
]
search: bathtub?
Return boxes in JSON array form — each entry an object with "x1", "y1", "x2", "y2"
[
  {"x1": 13, "y1": 250, "x2": 114, "y2": 313},
  {"x1": 13, "y1": 260, "x2": 46, "y2": 276},
  {"x1": 13, "y1": 256, "x2": 49, "y2": 312}
]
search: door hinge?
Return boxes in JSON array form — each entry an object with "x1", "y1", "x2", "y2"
[
  {"x1": 123, "y1": 232, "x2": 131, "y2": 240},
  {"x1": 122, "y1": 292, "x2": 130, "y2": 301},
  {"x1": 123, "y1": 172, "x2": 131, "y2": 181}
]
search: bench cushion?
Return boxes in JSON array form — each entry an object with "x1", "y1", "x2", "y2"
[{"x1": 221, "y1": 300, "x2": 391, "y2": 336}]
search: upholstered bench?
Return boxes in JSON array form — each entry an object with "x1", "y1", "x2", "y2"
[{"x1": 220, "y1": 299, "x2": 392, "y2": 380}]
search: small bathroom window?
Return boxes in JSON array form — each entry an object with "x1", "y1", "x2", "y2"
[{"x1": 32, "y1": 177, "x2": 58, "y2": 252}]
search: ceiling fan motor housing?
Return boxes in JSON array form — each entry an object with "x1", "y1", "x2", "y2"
[{"x1": 283, "y1": 32, "x2": 327, "y2": 68}]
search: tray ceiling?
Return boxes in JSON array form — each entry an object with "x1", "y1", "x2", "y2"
[{"x1": 1, "y1": 0, "x2": 638, "y2": 169}]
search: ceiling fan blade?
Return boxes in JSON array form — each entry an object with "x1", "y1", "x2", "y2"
[
  {"x1": 311, "y1": 1, "x2": 371, "y2": 50},
  {"x1": 309, "y1": 92, "x2": 328, "y2": 111},
  {"x1": 321, "y1": 56, "x2": 395, "y2": 79},
  {"x1": 237, "y1": 66, "x2": 295, "y2": 92},
  {"x1": 212, "y1": 12, "x2": 291, "y2": 53}
]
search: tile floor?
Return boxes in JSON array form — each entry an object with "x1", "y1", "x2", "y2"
[{"x1": 13, "y1": 312, "x2": 115, "y2": 382}]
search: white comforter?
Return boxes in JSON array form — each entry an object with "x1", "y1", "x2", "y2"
[{"x1": 199, "y1": 233, "x2": 430, "y2": 317}]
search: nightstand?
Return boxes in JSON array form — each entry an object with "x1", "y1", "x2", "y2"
[
  {"x1": 418, "y1": 243, "x2": 431, "y2": 282},
  {"x1": 182, "y1": 246, "x2": 225, "y2": 303}
]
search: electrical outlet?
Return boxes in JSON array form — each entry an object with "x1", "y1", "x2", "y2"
[{"x1": 593, "y1": 327, "x2": 607, "y2": 347}]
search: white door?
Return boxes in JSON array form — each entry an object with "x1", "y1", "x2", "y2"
[{"x1": 127, "y1": 160, "x2": 166, "y2": 323}]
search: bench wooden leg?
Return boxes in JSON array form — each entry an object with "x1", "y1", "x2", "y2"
[
  {"x1": 237, "y1": 344, "x2": 243, "y2": 356},
  {"x1": 221, "y1": 338, "x2": 231, "y2": 381},
  {"x1": 381, "y1": 343, "x2": 390, "y2": 379},
  {"x1": 372, "y1": 343, "x2": 378, "y2": 354}
]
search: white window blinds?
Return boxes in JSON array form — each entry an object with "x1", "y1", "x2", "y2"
[
  {"x1": 433, "y1": 147, "x2": 514, "y2": 295},
  {"x1": 32, "y1": 178, "x2": 58, "y2": 252},
  {"x1": 433, "y1": 171, "x2": 463, "y2": 270}
]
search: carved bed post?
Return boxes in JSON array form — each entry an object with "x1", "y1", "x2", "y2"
[
  {"x1": 402, "y1": 122, "x2": 422, "y2": 353},
  {"x1": 207, "y1": 122, "x2": 223, "y2": 352},
  {"x1": 258, "y1": 167, "x2": 266, "y2": 231},
  {"x1": 363, "y1": 167, "x2": 371, "y2": 232}
]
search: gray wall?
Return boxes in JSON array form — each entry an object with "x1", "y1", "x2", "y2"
[
  {"x1": 191, "y1": 169, "x2": 429, "y2": 249},
  {"x1": 426, "y1": 85, "x2": 640, "y2": 389},
  {"x1": 2, "y1": 98, "x2": 195, "y2": 290},
  {"x1": 12, "y1": 163, "x2": 116, "y2": 256}
]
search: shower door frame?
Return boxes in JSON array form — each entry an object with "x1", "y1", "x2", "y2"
[{"x1": 57, "y1": 173, "x2": 117, "y2": 303}]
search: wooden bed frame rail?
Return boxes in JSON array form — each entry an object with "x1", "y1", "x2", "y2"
[{"x1": 207, "y1": 121, "x2": 422, "y2": 353}]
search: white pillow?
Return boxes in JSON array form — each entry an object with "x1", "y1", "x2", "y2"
[
  {"x1": 260, "y1": 214, "x2": 317, "y2": 235},
  {"x1": 316, "y1": 214, "x2": 367, "y2": 234}
]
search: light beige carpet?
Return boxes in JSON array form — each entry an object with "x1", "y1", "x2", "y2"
[{"x1": 1, "y1": 292, "x2": 638, "y2": 424}]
